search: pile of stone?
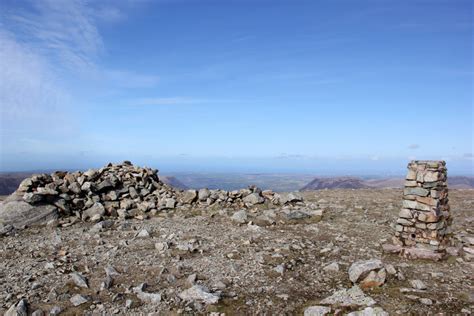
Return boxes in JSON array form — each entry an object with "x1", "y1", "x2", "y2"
[
  {"x1": 1, "y1": 161, "x2": 302, "y2": 228},
  {"x1": 385, "y1": 160, "x2": 452, "y2": 260}
]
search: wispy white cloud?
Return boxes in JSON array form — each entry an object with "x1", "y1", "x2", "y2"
[
  {"x1": 4, "y1": 0, "x2": 104, "y2": 73},
  {"x1": 0, "y1": 30, "x2": 71, "y2": 133},
  {"x1": 104, "y1": 70, "x2": 160, "y2": 88},
  {"x1": 0, "y1": 0, "x2": 158, "y2": 163}
]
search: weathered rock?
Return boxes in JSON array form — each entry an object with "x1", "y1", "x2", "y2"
[
  {"x1": 347, "y1": 307, "x2": 389, "y2": 316},
  {"x1": 348, "y1": 259, "x2": 384, "y2": 283},
  {"x1": 323, "y1": 262, "x2": 340, "y2": 273},
  {"x1": 70, "y1": 294, "x2": 90, "y2": 306},
  {"x1": 133, "y1": 283, "x2": 162, "y2": 304},
  {"x1": 137, "y1": 228, "x2": 151, "y2": 238},
  {"x1": 49, "y1": 306, "x2": 62, "y2": 315},
  {"x1": 0, "y1": 201, "x2": 58, "y2": 229},
  {"x1": 165, "y1": 198, "x2": 176, "y2": 209},
  {"x1": 280, "y1": 192, "x2": 304, "y2": 204},
  {"x1": 23, "y1": 192, "x2": 44, "y2": 203},
  {"x1": 359, "y1": 269, "x2": 386, "y2": 289},
  {"x1": 243, "y1": 193, "x2": 264, "y2": 205},
  {"x1": 404, "y1": 187, "x2": 429, "y2": 197},
  {"x1": 198, "y1": 188, "x2": 210, "y2": 201},
  {"x1": 70, "y1": 272, "x2": 89, "y2": 288},
  {"x1": 419, "y1": 298, "x2": 433, "y2": 305},
  {"x1": 31, "y1": 310, "x2": 44, "y2": 316},
  {"x1": 304, "y1": 305, "x2": 331, "y2": 316},
  {"x1": 181, "y1": 190, "x2": 197, "y2": 204},
  {"x1": 320, "y1": 285, "x2": 376, "y2": 307},
  {"x1": 5, "y1": 299, "x2": 28, "y2": 316},
  {"x1": 178, "y1": 285, "x2": 220, "y2": 305},
  {"x1": 96, "y1": 180, "x2": 114, "y2": 192},
  {"x1": 284, "y1": 210, "x2": 310, "y2": 220},
  {"x1": 409, "y1": 279, "x2": 427, "y2": 290},
  {"x1": 231, "y1": 210, "x2": 248, "y2": 224},
  {"x1": 68, "y1": 182, "x2": 82, "y2": 194},
  {"x1": 82, "y1": 203, "x2": 105, "y2": 221},
  {"x1": 105, "y1": 265, "x2": 120, "y2": 277}
]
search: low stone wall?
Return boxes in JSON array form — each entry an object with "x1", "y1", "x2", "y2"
[{"x1": 1, "y1": 162, "x2": 303, "y2": 227}]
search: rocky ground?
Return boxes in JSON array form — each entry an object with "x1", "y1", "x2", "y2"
[{"x1": 1, "y1": 189, "x2": 473, "y2": 315}]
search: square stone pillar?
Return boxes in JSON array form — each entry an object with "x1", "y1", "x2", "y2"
[{"x1": 388, "y1": 160, "x2": 452, "y2": 260}]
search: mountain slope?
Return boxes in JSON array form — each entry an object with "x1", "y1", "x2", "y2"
[{"x1": 300, "y1": 177, "x2": 369, "y2": 191}]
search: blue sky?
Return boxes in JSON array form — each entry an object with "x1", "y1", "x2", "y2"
[{"x1": 0, "y1": 0, "x2": 472, "y2": 174}]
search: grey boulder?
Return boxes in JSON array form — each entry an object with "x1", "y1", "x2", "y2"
[{"x1": 0, "y1": 200, "x2": 58, "y2": 230}]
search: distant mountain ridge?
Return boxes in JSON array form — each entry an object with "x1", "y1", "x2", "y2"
[
  {"x1": 1, "y1": 172, "x2": 473, "y2": 196},
  {"x1": 300, "y1": 176, "x2": 474, "y2": 190},
  {"x1": 300, "y1": 177, "x2": 369, "y2": 190}
]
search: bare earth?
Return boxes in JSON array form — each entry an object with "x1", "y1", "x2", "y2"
[{"x1": 1, "y1": 189, "x2": 473, "y2": 315}]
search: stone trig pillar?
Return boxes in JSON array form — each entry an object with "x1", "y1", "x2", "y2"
[{"x1": 390, "y1": 160, "x2": 452, "y2": 260}]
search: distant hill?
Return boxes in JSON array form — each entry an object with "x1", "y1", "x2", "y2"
[
  {"x1": 0, "y1": 172, "x2": 32, "y2": 195},
  {"x1": 364, "y1": 178, "x2": 404, "y2": 188},
  {"x1": 301, "y1": 175, "x2": 474, "y2": 190},
  {"x1": 160, "y1": 176, "x2": 189, "y2": 190},
  {"x1": 300, "y1": 177, "x2": 369, "y2": 191},
  {"x1": 1, "y1": 172, "x2": 473, "y2": 196},
  {"x1": 449, "y1": 176, "x2": 474, "y2": 189}
]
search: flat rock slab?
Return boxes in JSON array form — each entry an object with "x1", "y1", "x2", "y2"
[
  {"x1": 0, "y1": 200, "x2": 58, "y2": 229},
  {"x1": 348, "y1": 259, "x2": 383, "y2": 283},
  {"x1": 320, "y1": 285, "x2": 376, "y2": 307}
]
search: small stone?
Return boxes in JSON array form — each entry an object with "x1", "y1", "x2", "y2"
[
  {"x1": 198, "y1": 188, "x2": 210, "y2": 201},
  {"x1": 323, "y1": 262, "x2": 340, "y2": 273},
  {"x1": 398, "y1": 209, "x2": 413, "y2": 219},
  {"x1": 70, "y1": 294, "x2": 90, "y2": 306},
  {"x1": 304, "y1": 305, "x2": 331, "y2": 316},
  {"x1": 359, "y1": 269, "x2": 386, "y2": 289},
  {"x1": 346, "y1": 307, "x2": 389, "y2": 316},
  {"x1": 320, "y1": 285, "x2": 376, "y2": 307},
  {"x1": 125, "y1": 299, "x2": 133, "y2": 309},
  {"x1": 419, "y1": 298, "x2": 433, "y2": 305},
  {"x1": 409, "y1": 279, "x2": 427, "y2": 290},
  {"x1": 137, "y1": 228, "x2": 150, "y2": 238},
  {"x1": 68, "y1": 182, "x2": 82, "y2": 194},
  {"x1": 70, "y1": 272, "x2": 88, "y2": 288},
  {"x1": 82, "y1": 203, "x2": 105, "y2": 221},
  {"x1": 105, "y1": 265, "x2": 120, "y2": 277},
  {"x1": 231, "y1": 210, "x2": 248, "y2": 224},
  {"x1": 181, "y1": 190, "x2": 197, "y2": 204},
  {"x1": 133, "y1": 283, "x2": 162, "y2": 304},
  {"x1": 274, "y1": 264, "x2": 285, "y2": 274},
  {"x1": 243, "y1": 193, "x2": 264, "y2": 205},
  {"x1": 384, "y1": 264, "x2": 397, "y2": 275},
  {"x1": 348, "y1": 259, "x2": 383, "y2": 283},
  {"x1": 155, "y1": 242, "x2": 168, "y2": 251},
  {"x1": 49, "y1": 306, "x2": 62, "y2": 315},
  {"x1": 31, "y1": 310, "x2": 44, "y2": 316},
  {"x1": 5, "y1": 299, "x2": 28, "y2": 316},
  {"x1": 165, "y1": 198, "x2": 176, "y2": 209},
  {"x1": 404, "y1": 187, "x2": 429, "y2": 197},
  {"x1": 178, "y1": 285, "x2": 220, "y2": 305},
  {"x1": 187, "y1": 273, "x2": 197, "y2": 286}
]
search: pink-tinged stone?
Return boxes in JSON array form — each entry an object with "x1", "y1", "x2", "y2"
[
  {"x1": 382, "y1": 243, "x2": 402, "y2": 253},
  {"x1": 402, "y1": 248, "x2": 444, "y2": 261}
]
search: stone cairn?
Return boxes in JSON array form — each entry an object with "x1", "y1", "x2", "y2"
[
  {"x1": 384, "y1": 160, "x2": 452, "y2": 260},
  {"x1": 2, "y1": 161, "x2": 303, "y2": 227}
]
